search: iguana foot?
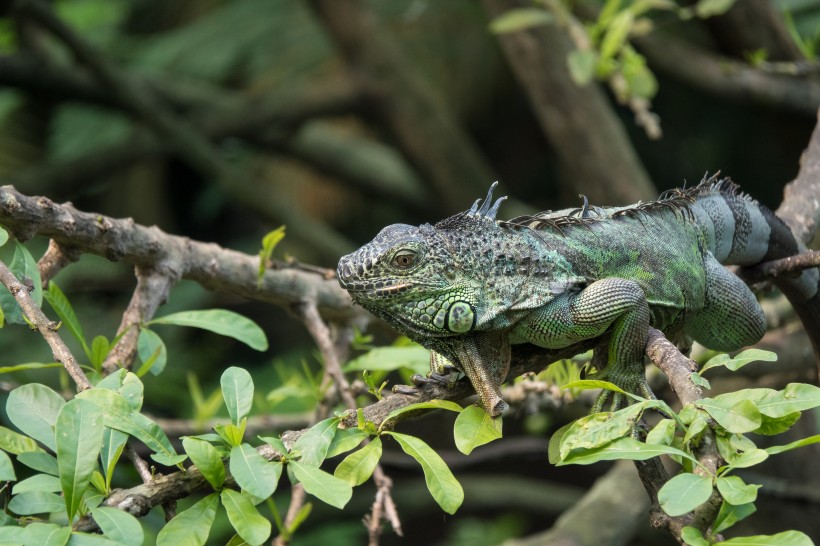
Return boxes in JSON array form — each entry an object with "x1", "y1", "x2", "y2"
[
  {"x1": 590, "y1": 368, "x2": 655, "y2": 413},
  {"x1": 392, "y1": 384, "x2": 421, "y2": 396},
  {"x1": 410, "y1": 371, "x2": 457, "y2": 388}
]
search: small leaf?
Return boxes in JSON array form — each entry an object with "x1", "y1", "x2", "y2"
[
  {"x1": 257, "y1": 226, "x2": 286, "y2": 287},
  {"x1": 90, "y1": 335, "x2": 110, "y2": 368},
  {"x1": 0, "y1": 450, "x2": 15, "y2": 481},
  {"x1": 6, "y1": 383, "x2": 66, "y2": 451},
  {"x1": 713, "y1": 501, "x2": 756, "y2": 534},
  {"x1": 560, "y1": 402, "x2": 655, "y2": 458},
  {"x1": 0, "y1": 425, "x2": 43, "y2": 454},
  {"x1": 0, "y1": 226, "x2": 7, "y2": 246},
  {"x1": 454, "y1": 405, "x2": 502, "y2": 455},
  {"x1": 12, "y1": 473, "x2": 61, "y2": 494},
  {"x1": 559, "y1": 437, "x2": 698, "y2": 466},
  {"x1": 290, "y1": 460, "x2": 353, "y2": 509},
  {"x1": 343, "y1": 346, "x2": 430, "y2": 374},
  {"x1": 220, "y1": 489, "x2": 272, "y2": 546},
  {"x1": 700, "y1": 349, "x2": 776, "y2": 374},
  {"x1": 689, "y1": 372, "x2": 711, "y2": 390},
  {"x1": 149, "y1": 309, "x2": 268, "y2": 351},
  {"x1": 229, "y1": 444, "x2": 282, "y2": 499},
  {"x1": 384, "y1": 431, "x2": 463, "y2": 514},
  {"x1": 715, "y1": 475, "x2": 759, "y2": 505},
  {"x1": 764, "y1": 433, "x2": 820, "y2": 456},
  {"x1": 17, "y1": 451, "x2": 58, "y2": 475},
  {"x1": 548, "y1": 422, "x2": 574, "y2": 465},
  {"x1": 567, "y1": 49, "x2": 597, "y2": 86},
  {"x1": 646, "y1": 419, "x2": 676, "y2": 446},
  {"x1": 213, "y1": 423, "x2": 245, "y2": 448},
  {"x1": 91, "y1": 507, "x2": 144, "y2": 546},
  {"x1": 8, "y1": 491, "x2": 65, "y2": 514},
  {"x1": 221, "y1": 367, "x2": 254, "y2": 426},
  {"x1": 0, "y1": 242, "x2": 43, "y2": 325},
  {"x1": 43, "y1": 282, "x2": 89, "y2": 358},
  {"x1": 0, "y1": 362, "x2": 61, "y2": 374},
  {"x1": 156, "y1": 492, "x2": 219, "y2": 546},
  {"x1": 489, "y1": 7, "x2": 553, "y2": 34},
  {"x1": 292, "y1": 417, "x2": 339, "y2": 467},
  {"x1": 182, "y1": 437, "x2": 225, "y2": 491},
  {"x1": 681, "y1": 526, "x2": 710, "y2": 546},
  {"x1": 20, "y1": 522, "x2": 70, "y2": 545},
  {"x1": 755, "y1": 412, "x2": 801, "y2": 436},
  {"x1": 56, "y1": 398, "x2": 105, "y2": 521},
  {"x1": 721, "y1": 531, "x2": 813, "y2": 546},
  {"x1": 325, "y1": 428, "x2": 368, "y2": 458},
  {"x1": 695, "y1": 0, "x2": 737, "y2": 18},
  {"x1": 658, "y1": 473, "x2": 713, "y2": 516},
  {"x1": 600, "y1": 11, "x2": 633, "y2": 61},
  {"x1": 722, "y1": 448, "x2": 768, "y2": 470},
  {"x1": 259, "y1": 436, "x2": 288, "y2": 455},
  {"x1": 697, "y1": 398, "x2": 761, "y2": 433},
  {"x1": 136, "y1": 328, "x2": 167, "y2": 376},
  {"x1": 334, "y1": 438, "x2": 382, "y2": 486},
  {"x1": 380, "y1": 400, "x2": 462, "y2": 430}
]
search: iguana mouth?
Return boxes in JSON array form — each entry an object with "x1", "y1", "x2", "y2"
[{"x1": 339, "y1": 279, "x2": 412, "y2": 297}]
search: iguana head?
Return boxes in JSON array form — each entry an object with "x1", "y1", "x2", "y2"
[{"x1": 337, "y1": 184, "x2": 508, "y2": 338}]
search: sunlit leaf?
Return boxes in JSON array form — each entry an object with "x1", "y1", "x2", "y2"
[
  {"x1": 56, "y1": 398, "x2": 105, "y2": 521},
  {"x1": 221, "y1": 367, "x2": 254, "y2": 426},
  {"x1": 658, "y1": 473, "x2": 713, "y2": 516},
  {"x1": 149, "y1": 309, "x2": 268, "y2": 351},
  {"x1": 715, "y1": 475, "x2": 759, "y2": 505},
  {"x1": 91, "y1": 507, "x2": 144, "y2": 546},
  {"x1": 229, "y1": 444, "x2": 281, "y2": 499},
  {"x1": 220, "y1": 489, "x2": 272, "y2": 545},
  {"x1": 453, "y1": 405, "x2": 502, "y2": 455},
  {"x1": 6, "y1": 383, "x2": 65, "y2": 451},
  {"x1": 334, "y1": 438, "x2": 382, "y2": 486},
  {"x1": 156, "y1": 492, "x2": 218, "y2": 546},
  {"x1": 182, "y1": 437, "x2": 225, "y2": 491},
  {"x1": 290, "y1": 460, "x2": 352, "y2": 509},
  {"x1": 291, "y1": 417, "x2": 339, "y2": 467}
]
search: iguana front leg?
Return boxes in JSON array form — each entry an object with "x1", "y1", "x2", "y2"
[
  {"x1": 435, "y1": 331, "x2": 511, "y2": 416},
  {"x1": 513, "y1": 278, "x2": 653, "y2": 411}
]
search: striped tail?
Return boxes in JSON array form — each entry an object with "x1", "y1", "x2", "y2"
[{"x1": 688, "y1": 177, "x2": 820, "y2": 366}]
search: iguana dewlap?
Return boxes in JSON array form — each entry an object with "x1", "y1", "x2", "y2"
[{"x1": 338, "y1": 177, "x2": 820, "y2": 416}]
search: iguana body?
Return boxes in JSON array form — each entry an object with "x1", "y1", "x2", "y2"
[{"x1": 338, "y1": 177, "x2": 820, "y2": 415}]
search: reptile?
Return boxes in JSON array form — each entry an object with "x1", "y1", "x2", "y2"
[{"x1": 337, "y1": 176, "x2": 820, "y2": 416}]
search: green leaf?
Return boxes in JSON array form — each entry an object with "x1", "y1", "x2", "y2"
[
  {"x1": 560, "y1": 402, "x2": 656, "y2": 458},
  {"x1": 12, "y1": 473, "x2": 61, "y2": 494},
  {"x1": 383, "y1": 431, "x2": 463, "y2": 514},
  {"x1": 156, "y1": 492, "x2": 218, "y2": 546},
  {"x1": 292, "y1": 417, "x2": 339, "y2": 467},
  {"x1": 182, "y1": 437, "x2": 225, "y2": 491},
  {"x1": 259, "y1": 435, "x2": 288, "y2": 455},
  {"x1": 0, "y1": 425, "x2": 43, "y2": 454},
  {"x1": 764, "y1": 433, "x2": 820, "y2": 456},
  {"x1": 220, "y1": 489, "x2": 272, "y2": 545},
  {"x1": 0, "y1": 449, "x2": 15, "y2": 480},
  {"x1": 697, "y1": 398, "x2": 761, "y2": 433},
  {"x1": 89, "y1": 336, "x2": 110, "y2": 369},
  {"x1": 721, "y1": 531, "x2": 814, "y2": 546},
  {"x1": 567, "y1": 49, "x2": 598, "y2": 86},
  {"x1": 489, "y1": 7, "x2": 553, "y2": 34},
  {"x1": 343, "y1": 346, "x2": 430, "y2": 374},
  {"x1": 69, "y1": 530, "x2": 134, "y2": 545},
  {"x1": 0, "y1": 526, "x2": 26, "y2": 542},
  {"x1": 454, "y1": 405, "x2": 502, "y2": 455},
  {"x1": 600, "y1": 11, "x2": 633, "y2": 61},
  {"x1": 56, "y1": 398, "x2": 105, "y2": 521},
  {"x1": 8, "y1": 491, "x2": 65, "y2": 514},
  {"x1": 562, "y1": 379, "x2": 629, "y2": 395},
  {"x1": 21, "y1": 522, "x2": 71, "y2": 545},
  {"x1": 0, "y1": 242, "x2": 43, "y2": 325},
  {"x1": 695, "y1": 0, "x2": 737, "y2": 18},
  {"x1": 95, "y1": 369, "x2": 144, "y2": 411},
  {"x1": 6, "y1": 383, "x2": 66, "y2": 451},
  {"x1": 136, "y1": 328, "x2": 167, "y2": 376},
  {"x1": 213, "y1": 423, "x2": 245, "y2": 448},
  {"x1": 229, "y1": 444, "x2": 282, "y2": 499},
  {"x1": 149, "y1": 309, "x2": 268, "y2": 351},
  {"x1": 17, "y1": 451, "x2": 58, "y2": 475},
  {"x1": 0, "y1": 226, "x2": 7, "y2": 246},
  {"x1": 91, "y1": 507, "x2": 144, "y2": 546},
  {"x1": 257, "y1": 226, "x2": 286, "y2": 287},
  {"x1": 681, "y1": 526, "x2": 710, "y2": 546},
  {"x1": 689, "y1": 372, "x2": 711, "y2": 390},
  {"x1": 755, "y1": 412, "x2": 801, "y2": 436},
  {"x1": 325, "y1": 428, "x2": 368, "y2": 458},
  {"x1": 646, "y1": 419, "x2": 676, "y2": 446},
  {"x1": 44, "y1": 282, "x2": 89, "y2": 358},
  {"x1": 548, "y1": 421, "x2": 574, "y2": 465},
  {"x1": 700, "y1": 349, "x2": 776, "y2": 374},
  {"x1": 713, "y1": 501, "x2": 756, "y2": 534},
  {"x1": 658, "y1": 473, "x2": 713, "y2": 516},
  {"x1": 722, "y1": 448, "x2": 768, "y2": 470},
  {"x1": 289, "y1": 460, "x2": 353, "y2": 509},
  {"x1": 0, "y1": 362, "x2": 61, "y2": 374},
  {"x1": 715, "y1": 475, "x2": 759, "y2": 505},
  {"x1": 221, "y1": 367, "x2": 254, "y2": 426},
  {"x1": 559, "y1": 437, "x2": 698, "y2": 466},
  {"x1": 757, "y1": 383, "x2": 820, "y2": 418},
  {"x1": 334, "y1": 438, "x2": 382, "y2": 486},
  {"x1": 78, "y1": 389, "x2": 178, "y2": 460},
  {"x1": 380, "y1": 400, "x2": 462, "y2": 431}
]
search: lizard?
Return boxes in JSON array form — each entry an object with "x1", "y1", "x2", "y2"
[{"x1": 337, "y1": 175, "x2": 820, "y2": 416}]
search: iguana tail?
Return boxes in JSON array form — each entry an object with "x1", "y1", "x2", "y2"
[{"x1": 688, "y1": 177, "x2": 820, "y2": 364}]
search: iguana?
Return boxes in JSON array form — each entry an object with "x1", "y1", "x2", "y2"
[{"x1": 337, "y1": 176, "x2": 820, "y2": 416}]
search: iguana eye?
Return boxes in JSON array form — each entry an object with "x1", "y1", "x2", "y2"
[{"x1": 392, "y1": 250, "x2": 417, "y2": 269}]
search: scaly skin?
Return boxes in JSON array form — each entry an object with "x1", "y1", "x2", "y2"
[{"x1": 337, "y1": 177, "x2": 819, "y2": 416}]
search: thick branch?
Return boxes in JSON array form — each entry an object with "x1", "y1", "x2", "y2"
[{"x1": 776, "y1": 108, "x2": 820, "y2": 243}]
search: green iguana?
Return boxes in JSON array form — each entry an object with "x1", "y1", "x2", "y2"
[{"x1": 337, "y1": 176, "x2": 820, "y2": 416}]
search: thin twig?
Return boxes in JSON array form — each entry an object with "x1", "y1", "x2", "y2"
[
  {"x1": 272, "y1": 484, "x2": 306, "y2": 546},
  {"x1": 739, "y1": 250, "x2": 820, "y2": 285},
  {"x1": 0, "y1": 258, "x2": 92, "y2": 391}
]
